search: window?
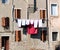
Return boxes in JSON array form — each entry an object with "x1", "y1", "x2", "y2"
[
  {"x1": 40, "y1": 10, "x2": 46, "y2": 19},
  {"x1": 52, "y1": 32, "x2": 58, "y2": 41},
  {"x1": 14, "y1": 9, "x2": 21, "y2": 19},
  {"x1": 15, "y1": 30, "x2": 21, "y2": 42},
  {"x1": 41, "y1": 30, "x2": 47, "y2": 42},
  {"x1": 31, "y1": 28, "x2": 47, "y2": 42},
  {"x1": 1, "y1": 37, "x2": 9, "y2": 50},
  {"x1": 2, "y1": 0, "x2": 9, "y2": 4},
  {"x1": 51, "y1": 4, "x2": 58, "y2": 16}
]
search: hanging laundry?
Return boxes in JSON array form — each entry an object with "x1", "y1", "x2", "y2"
[
  {"x1": 27, "y1": 24, "x2": 38, "y2": 34},
  {"x1": 34, "y1": 20, "x2": 38, "y2": 28},
  {"x1": 21, "y1": 19, "x2": 26, "y2": 26},
  {"x1": 38, "y1": 19, "x2": 42, "y2": 27},
  {"x1": 30, "y1": 20, "x2": 34, "y2": 24},
  {"x1": 26, "y1": 19, "x2": 30, "y2": 25},
  {"x1": 17, "y1": 19, "x2": 21, "y2": 27}
]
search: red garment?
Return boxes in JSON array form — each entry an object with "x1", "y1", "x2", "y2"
[{"x1": 27, "y1": 24, "x2": 38, "y2": 34}]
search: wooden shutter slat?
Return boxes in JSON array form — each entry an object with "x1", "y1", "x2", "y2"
[
  {"x1": 2, "y1": 17, "x2": 5, "y2": 27},
  {"x1": 15, "y1": 31, "x2": 18, "y2": 41}
]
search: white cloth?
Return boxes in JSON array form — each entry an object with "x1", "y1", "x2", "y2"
[
  {"x1": 34, "y1": 20, "x2": 38, "y2": 28},
  {"x1": 38, "y1": 20, "x2": 42, "y2": 27},
  {"x1": 18, "y1": 19, "x2": 21, "y2": 27},
  {"x1": 30, "y1": 20, "x2": 34, "y2": 24},
  {"x1": 26, "y1": 20, "x2": 30, "y2": 25},
  {"x1": 21, "y1": 19, "x2": 26, "y2": 26},
  {"x1": 2, "y1": 47, "x2": 5, "y2": 50}
]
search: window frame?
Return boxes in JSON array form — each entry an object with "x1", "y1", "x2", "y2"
[
  {"x1": 40, "y1": 9, "x2": 46, "y2": 19},
  {"x1": 14, "y1": 8, "x2": 21, "y2": 19},
  {"x1": 52, "y1": 32, "x2": 58, "y2": 41},
  {"x1": 50, "y1": 3, "x2": 58, "y2": 16}
]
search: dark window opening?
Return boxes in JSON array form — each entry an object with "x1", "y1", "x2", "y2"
[
  {"x1": 52, "y1": 32, "x2": 58, "y2": 41},
  {"x1": 1, "y1": 36, "x2": 9, "y2": 50}
]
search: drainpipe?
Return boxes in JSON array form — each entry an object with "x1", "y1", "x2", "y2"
[
  {"x1": 12, "y1": 0, "x2": 15, "y2": 33},
  {"x1": 46, "y1": 0, "x2": 50, "y2": 50}
]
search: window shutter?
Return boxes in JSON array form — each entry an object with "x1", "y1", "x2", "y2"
[
  {"x1": 15, "y1": 30, "x2": 21, "y2": 42},
  {"x1": 41, "y1": 30, "x2": 44, "y2": 41},
  {"x1": 40, "y1": 10, "x2": 43, "y2": 19},
  {"x1": 2, "y1": 17, "x2": 6, "y2": 27},
  {"x1": 40, "y1": 10, "x2": 46, "y2": 19}
]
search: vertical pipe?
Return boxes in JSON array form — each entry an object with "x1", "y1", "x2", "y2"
[
  {"x1": 34, "y1": 0, "x2": 36, "y2": 12},
  {"x1": 46, "y1": 0, "x2": 50, "y2": 50}
]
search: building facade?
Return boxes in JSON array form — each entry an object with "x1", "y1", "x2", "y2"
[{"x1": 0, "y1": 0, "x2": 60, "y2": 50}]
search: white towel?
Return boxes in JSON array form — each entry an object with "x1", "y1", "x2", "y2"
[
  {"x1": 18, "y1": 19, "x2": 21, "y2": 27},
  {"x1": 34, "y1": 20, "x2": 38, "y2": 28},
  {"x1": 26, "y1": 20, "x2": 30, "y2": 25},
  {"x1": 30, "y1": 20, "x2": 34, "y2": 24},
  {"x1": 21, "y1": 19, "x2": 26, "y2": 26},
  {"x1": 38, "y1": 20, "x2": 42, "y2": 27}
]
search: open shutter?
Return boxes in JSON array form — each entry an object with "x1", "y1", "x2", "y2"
[
  {"x1": 2, "y1": 17, "x2": 6, "y2": 27},
  {"x1": 40, "y1": 10, "x2": 46, "y2": 19},
  {"x1": 15, "y1": 30, "x2": 21, "y2": 42},
  {"x1": 41, "y1": 30, "x2": 45, "y2": 41},
  {"x1": 40, "y1": 10, "x2": 43, "y2": 19}
]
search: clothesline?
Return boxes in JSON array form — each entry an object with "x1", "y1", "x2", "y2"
[{"x1": 17, "y1": 19, "x2": 42, "y2": 28}]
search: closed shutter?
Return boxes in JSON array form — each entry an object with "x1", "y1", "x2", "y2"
[
  {"x1": 2, "y1": 17, "x2": 6, "y2": 27},
  {"x1": 40, "y1": 10, "x2": 46, "y2": 19},
  {"x1": 14, "y1": 9, "x2": 21, "y2": 19},
  {"x1": 15, "y1": 30, "x2": 21, "y2": 42},
  {"x1": 41, "y1": 30, "x2": 44, "y2": 41}
]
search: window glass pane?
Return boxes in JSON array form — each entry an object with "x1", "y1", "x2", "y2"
[
  {"x1": 2, "y1": 0, "x2": 6, "y2": 3},
  {"x1": 52, "y1": 32, "x2": 58, "y2": 41},
  {"x1": 51, "y1": 4, "x2": 58, "y2": 16},
  {"x1": 2, "y1": 0, "x2": 8, "y2": 4}
]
